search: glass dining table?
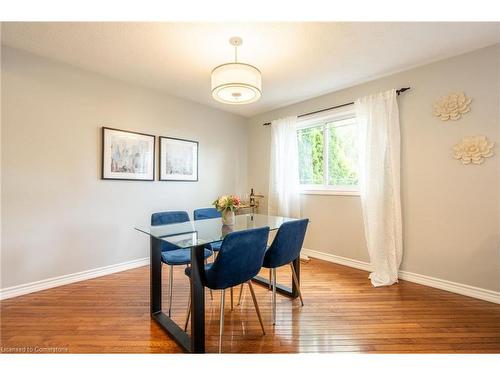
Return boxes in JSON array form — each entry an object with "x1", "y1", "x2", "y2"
[{"x1": 135, "y1": 213, "x2": 301, "y2": 353}]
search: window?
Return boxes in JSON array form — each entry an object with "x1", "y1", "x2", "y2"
[{"x1": 297, "y1": 111, "x2": 359, "y2": 194}]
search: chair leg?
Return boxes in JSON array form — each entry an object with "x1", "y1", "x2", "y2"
[
  {"x1": 290, "y1": 263, "x2": 304, "y2": 306},
  {"x1": 230, "y1": 287, "x2": 234, "y2": 310},
  {"x1": 269, "y1": 268, "x2": 272, "y2": 290},
  {"x1": 184, "y1": 286, "x2": 191, "y2": 332},
  {"x1": 168, "y1": 265, "x2": 174, "y2": 317},
  {"x1": 236, "y1": 283, "x2": 244, "y2": 306},
  {"x1": 219, "y1": 289, "x2": 225, "y2": 353},
  {"x1": 205, "y1": 258, "x2": 213, "y2": 301},
  {"x1": 247, "y1": 281, "x2": 266, "y2": 335},
  {"x1": 271, "y1": 268, "x2": 277, "y2": 325}
]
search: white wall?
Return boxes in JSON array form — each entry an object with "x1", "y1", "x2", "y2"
[
  {"x1": 2, "y1": 43, "x2": 499, "y2": 295},
  {"x1": 1, "y1": 46, "x2": 248, "y2": 289},
  {"x1": 247, "y1": 44, "x2": 500, "y2": 292}
]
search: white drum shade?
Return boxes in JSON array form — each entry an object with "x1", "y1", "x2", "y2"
[{"x1": 211, "y1": 63, "x2": 262, "y2": 104}]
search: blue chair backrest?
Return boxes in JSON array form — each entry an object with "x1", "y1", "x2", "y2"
[
  {"x1": 204, "y1": 226, "x2": 270, "y2": 290},
  {"x1": 151, "y1": 211, "x2": 190, "y2": 226},
  {"x1": 263, "y1": 219, "x2": 309, "y2": 268},
  {"x1": 151, "y1": 211, "x2": 190, "y2": 252},
  {"x1": 193, "y1": 208, "x2": 221, "y2": 220}
]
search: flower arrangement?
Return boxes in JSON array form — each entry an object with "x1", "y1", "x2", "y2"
[
  {"x1": 213, "y1": 195, "x2": 241, "y2": 212},
  {"x1": 213, "y1": 195, "x2": 241, "y2": 225}
]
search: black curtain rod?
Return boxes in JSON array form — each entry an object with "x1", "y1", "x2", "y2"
[{"x1": 262, "y1": 87, "x2": 411, "y2": 126}]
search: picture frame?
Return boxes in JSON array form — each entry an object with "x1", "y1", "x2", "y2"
[
  {"x1": 159, "y1": 136, "x2": 199, "y2": 182},
  {"x1": 101, "y1": 127, "x2": 155, "y2": 181}
]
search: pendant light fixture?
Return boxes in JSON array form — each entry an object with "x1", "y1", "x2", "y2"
[{"x1": 211, "y1": 37, "x2": 262, "y2": 105}]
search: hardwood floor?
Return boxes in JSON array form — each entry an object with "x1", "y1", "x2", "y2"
[{"x1": 1, "y1": 258, "x2": 499, "y2": 353}]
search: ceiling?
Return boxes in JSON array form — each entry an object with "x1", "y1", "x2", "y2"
[{"x1": 2, "y1": 22, "x2": 499, "y2": 117}]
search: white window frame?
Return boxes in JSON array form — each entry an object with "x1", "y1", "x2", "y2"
[{"x1": 296, "y1": 106, "x2": 360, "y2": 196}]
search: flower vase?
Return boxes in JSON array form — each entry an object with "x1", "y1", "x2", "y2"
[
  {"x1": 222, "y1": 209, "x2": 235, "y2": 226},
  {"x1": 221, "y1": 224, "x2": 234, "y2": 237}
]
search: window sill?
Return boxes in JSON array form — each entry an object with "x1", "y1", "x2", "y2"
[{"x1": 300, "y1": 190, "x2": 360, "y2": 196}]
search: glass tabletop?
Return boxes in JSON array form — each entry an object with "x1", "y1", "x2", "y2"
[{"x1": 135, "y1": 213, "x2": 297, "y2": 249}]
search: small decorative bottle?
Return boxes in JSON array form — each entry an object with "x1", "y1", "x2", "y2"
[{"x1": 249, "y1": 188, "x2": 255, "y2": 207}]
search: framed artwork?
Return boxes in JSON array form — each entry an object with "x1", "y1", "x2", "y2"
[
  {"x1": 159, "y1": 136, "x2": 198, "y2": 181},
  {"x1": 101, "y1": 127, "x2": 155, "y2": 181}
]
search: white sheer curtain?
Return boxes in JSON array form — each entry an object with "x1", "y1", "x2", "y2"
[
  {"x1": 355, "y1": 89, "x2": 403, "y2": 287},
  {"x1": 268, "y1": 116, "x2": 300, "y2": 218}
]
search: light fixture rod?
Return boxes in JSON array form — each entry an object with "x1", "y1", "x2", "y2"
[{"x1": 229, "y1": 36, "x2": 243, "y2": 63}]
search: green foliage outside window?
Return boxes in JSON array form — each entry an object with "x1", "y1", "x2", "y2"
[
  {"x1": 297, "y1": 127, "x2": 323, "y2": 184},
  {"x1": 297, "y1": 122, "x2": 358, "y2": 187},
  {"x1": 328, "y1": 125, "x2": 358, "y2": 186}
]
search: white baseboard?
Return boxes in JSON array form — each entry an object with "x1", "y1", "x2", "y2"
[
  {"x1": 299, "y1": 254, "x2": 310, "y2": 261},
  {"x1": 397, "y1": 269, "x2": 500, "y2": 305},
  {"x1": 302, "y1": 248, "x2": 372, "y2": 272},
  {"x1": 0, "y1": 257, "x2": 150, "y2": 301},
  {"x1": 3, "y1": 249, "x2": 498, "y2": 305},
  {"x1": 301, "y1": 248, "x2": 500, "y2": 304}
]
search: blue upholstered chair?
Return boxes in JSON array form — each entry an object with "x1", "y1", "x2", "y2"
[
  {"x1": 261, "y1": 219, "x2": 309, "y2": 325},
  {"x1": 194, "y1": 207, "x2": 244, "y2": 309},
  {"x1": 193, "y1": 207, "x2": 221, "y2": 221},
  {"x1": 184, "y1": 226, "x2": 270, "y2": 353},
  {"x1": 193, "y1": 208, "x2": 222, "y2": 253},
  {"x1": 151, "y1": 211, "x2": 213, "y2": 317}
]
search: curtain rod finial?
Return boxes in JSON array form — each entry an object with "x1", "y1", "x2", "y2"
[{"x1": 397, "y1": 87, "x2": 410, "y2": 95}]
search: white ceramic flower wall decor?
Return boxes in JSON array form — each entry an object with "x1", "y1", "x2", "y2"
[
  {"x1": 453, "y1": 136, "x2": 495, "y2": 165},
  {"x1": 433, "y1": 92, "x2": 472, "y2": 121}
]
